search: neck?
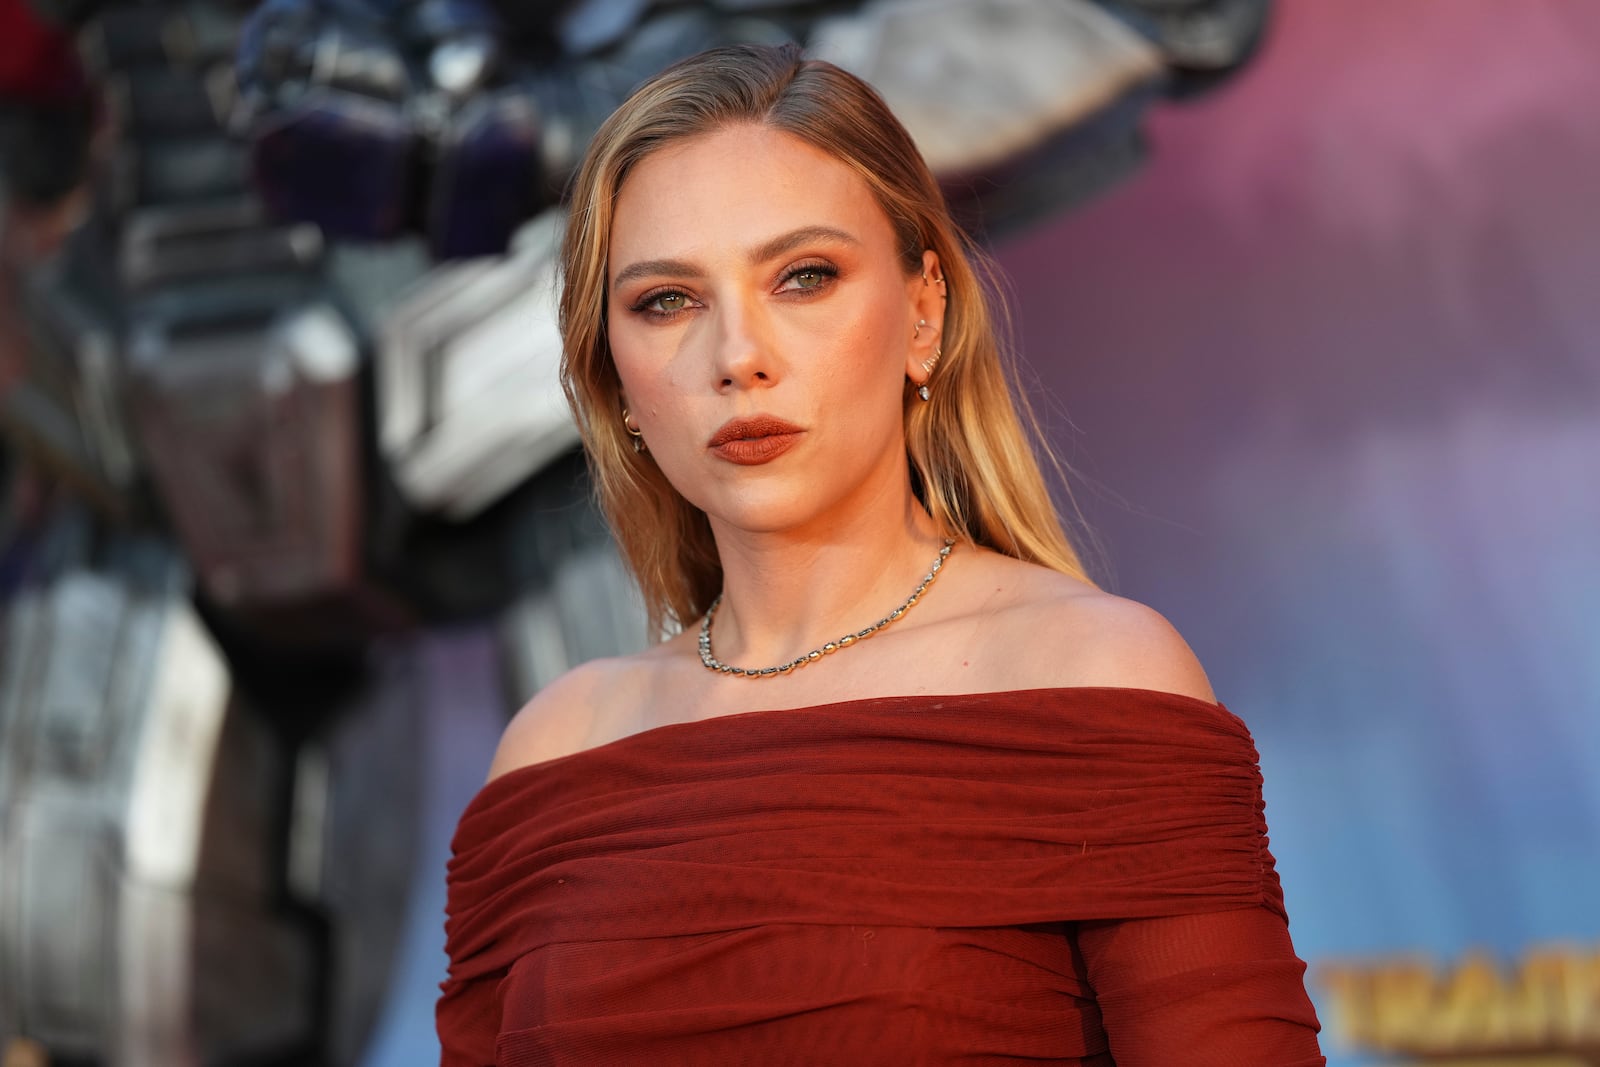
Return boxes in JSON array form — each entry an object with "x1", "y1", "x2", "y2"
[{"x1": 703, "y1": 487, "x2": 950, "y2": 671}]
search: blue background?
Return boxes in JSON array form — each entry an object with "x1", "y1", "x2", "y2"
[{"x1": 361, "y1": 2, "x2": 1600, "y2": 1062}]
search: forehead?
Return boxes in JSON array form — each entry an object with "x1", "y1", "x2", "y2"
[{"x1": 609, "y1": 123, "x2": 898, "y2": 265}]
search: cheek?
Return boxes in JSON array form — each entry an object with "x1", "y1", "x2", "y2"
[
  {"x1": 609, "y1": 331, "x2": 668, "y2": 407},
  {"x1": 612, "y1": 349, "x2": 693, "y2": 439},
  {"x1": 831, "y1": 290, "x2": 911, "y2": 385},
  {"x1": 625, "y1": 364, "x2": 686, "y2": 412}
]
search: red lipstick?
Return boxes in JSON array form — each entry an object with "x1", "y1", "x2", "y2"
[{"x1": 708, "y1": 415, "x2": 805, "y2": 465}]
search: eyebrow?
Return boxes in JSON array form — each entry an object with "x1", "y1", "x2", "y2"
[{"x1": 610, "y1": 225, "x2": 861, "y2": 289}]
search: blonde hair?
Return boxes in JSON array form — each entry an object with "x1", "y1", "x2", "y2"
[{"x1": 559, "y1": 43, "x2": 1090, "y2": 635}]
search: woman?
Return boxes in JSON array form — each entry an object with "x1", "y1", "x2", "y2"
[{"x1": 441, "y1": 42, "x2": 1324, "y2": 1065}]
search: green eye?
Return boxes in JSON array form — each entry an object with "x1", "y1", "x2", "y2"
[
  {"x1": 655, "y1": 292, "x2": 688, "y2": 312},
  {"x1": 782, "y1": 264, "x2": 836, "y2": 292}
]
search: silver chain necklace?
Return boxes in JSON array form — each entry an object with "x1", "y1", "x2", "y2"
[{"x1": 698, "y1": 539, "x2": 956, "y2": 678}]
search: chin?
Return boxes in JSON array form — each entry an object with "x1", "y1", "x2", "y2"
[{"x1": 695, "y1": 483, "x2": 830, "y2": 538}]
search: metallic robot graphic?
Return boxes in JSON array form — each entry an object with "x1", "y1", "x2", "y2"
[{"x1": 0, "y1": 0, "x2": 1269, "y2": 1062}]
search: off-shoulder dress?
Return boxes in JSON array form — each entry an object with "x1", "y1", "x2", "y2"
[{"x1": 439, "y1": 687, "x2": 1325, "y2": 1065}]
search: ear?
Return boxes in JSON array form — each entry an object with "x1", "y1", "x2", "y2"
[{"x1": 905, "y1": 248, "x2": 948, "y2": 385}]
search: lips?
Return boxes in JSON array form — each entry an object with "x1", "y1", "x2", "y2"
[{"x1": 708, "y1": 415, "x2": 805, "y2": 465}]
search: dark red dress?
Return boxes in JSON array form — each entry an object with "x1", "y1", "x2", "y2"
[{"x1": 439, "y1": 688, "x2": 1325, "y2": 1065}]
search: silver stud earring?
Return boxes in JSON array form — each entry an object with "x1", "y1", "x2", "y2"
[{"x1": 917, "y1": 384, "x2": 931, "y2": 402}]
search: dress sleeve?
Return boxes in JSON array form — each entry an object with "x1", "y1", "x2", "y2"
[
  {"x1": 436, "y1": 969, "x2": 504, "y2": 1067},
  {"x1": 1076, "y1": 906, "x2": 1326, "y2": 1066}
]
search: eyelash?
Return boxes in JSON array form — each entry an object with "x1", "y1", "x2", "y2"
[
  {"x1": 778, "y1": 261, "x2": 839, "y2": 294},
  {"x1": 627, "y1": 262, "x2": 840, "y2": 321},
  {"x1": 628, "y1": 289, "x2": 693, "y2": 320}
]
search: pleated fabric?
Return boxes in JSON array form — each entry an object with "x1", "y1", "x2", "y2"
[{"x1": 439, "y1": 687, "x2": 1324, "y2": 1065}]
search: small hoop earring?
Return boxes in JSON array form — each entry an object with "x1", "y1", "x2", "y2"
[
  {"x1": 913, "y1": 319, "x2": 927, "y2": 340},
  {"x1": 622, "y1": 408, "x2": 646, "y2": 454}
]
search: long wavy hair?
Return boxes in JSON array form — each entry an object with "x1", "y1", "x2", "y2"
[{"x1": 559, "y1": 42, "x2": 1090, "y2": 635}]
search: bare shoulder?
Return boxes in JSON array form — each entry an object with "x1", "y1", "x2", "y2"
[
  {"x1": 484, "y1": 653, "x2": 651, "y2": 783},
  {"x1": 1044, "y1": 587, "x2": 1217, "y2": 703},
  {"x1": 955, "y1": 552, "x2": 1216, "y2": 703}
]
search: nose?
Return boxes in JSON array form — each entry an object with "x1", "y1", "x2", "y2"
[{"x1": 711, "y1": 292, "x2": 778, "y2": 391}]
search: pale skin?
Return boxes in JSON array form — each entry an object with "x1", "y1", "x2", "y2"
[{"x1": 488, "y1": 123, "x2": 1214, "y2": 779}]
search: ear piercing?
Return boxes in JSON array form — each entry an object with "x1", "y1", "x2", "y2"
[
  {"x1": 622, "y1": 407, "x2": 646, "y2": 453},
  {"x1": 916, "y1": 342, "x2": 942, "y2": 402},
  {"x1": 914, "y1": 310, "x2": 943, "y2": 402},
  {"x1": 912, "y1": 266, "x2": 946, "y2": 401}
]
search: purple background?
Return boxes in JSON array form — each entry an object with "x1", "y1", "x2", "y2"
[
  {"x1": 363, "y1": 3, "x2": 1600, "y2": 1063},
  {"x1": 1002, "y1": 1, "x2": 1600, "y2": 1059}
]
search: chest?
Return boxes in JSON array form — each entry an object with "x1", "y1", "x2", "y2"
[{"x1": 495, "y1": 922, "x2": 1107, "y2": 1064}]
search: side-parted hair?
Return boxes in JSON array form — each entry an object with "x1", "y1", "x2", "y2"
[{"x1": 559, "y1": 42, "x2": 1090, "y2": 635}]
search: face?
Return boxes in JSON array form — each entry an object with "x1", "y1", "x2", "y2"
[{"x1": 606, "y1": 123, "x2": 943, "y2": 537}]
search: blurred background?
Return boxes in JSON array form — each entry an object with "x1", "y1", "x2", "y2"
[{"x1": 2, "y1": 0, "x2": 1597, "y2": 1065}]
